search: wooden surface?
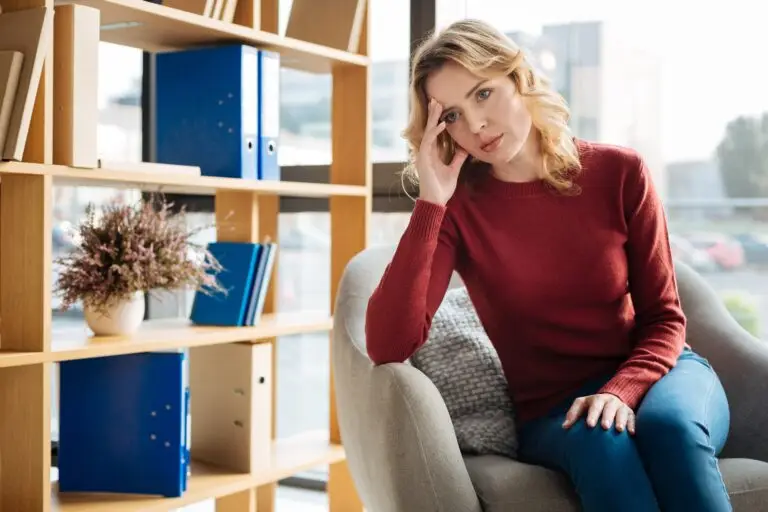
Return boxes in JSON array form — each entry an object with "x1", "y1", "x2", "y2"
[
  {"x1": 0, "y1": 313, "x2": 332, "y2": 368},
  {"x1": 215, "y1": 488, "x2": 256, "y2": 512},
  {"x1": 52, "y1": 314, "x2": 332, "y2": 361},
  {"x1": 0, "y1": 174, "x2": 52, "y2": 353},
  {"x1": 205, "y1": 120, "x2": 281, "y2": 510},
  {"x1": 52, "y1": 3, "x2": 100, "y2": 168},
  {"x1": 0, "y1": 161, "x2": 368, "y2": 197},
  {"x1": 286, "y1": 0, "x2": 366, "y2": 53},
  {"x1": 0, "y1": 364, "x2": 50, "y2": 512},
  {"x1": 55, "y1": 0, "x2": 369, "y2": 73},
  {"x1": 248, "y1": 3, "x2": 282, "y2": 510},
  {"x1": 328, "y1": 1, "x2": 370, "y2": 510},
  {"x1": 53, "y1": 434, "x2": 346, "y2": 511}
]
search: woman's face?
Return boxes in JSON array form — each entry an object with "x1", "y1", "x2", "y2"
[{"x1": 424, "y1": 61, "x2": 533, "y2": 167}]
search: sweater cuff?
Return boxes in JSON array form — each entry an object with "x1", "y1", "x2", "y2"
[
  {"x1": 408, "y1": 199, "x2": 447, "y2": 240},
  {"x1": 598, "y1": 377, "x2": 648, "y2": 410}
]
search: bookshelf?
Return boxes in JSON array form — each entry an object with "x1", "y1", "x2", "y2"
[{"x1": 0, "y1": 0, "x2": 370, "y2": 511}]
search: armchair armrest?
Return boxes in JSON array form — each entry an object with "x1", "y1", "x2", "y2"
[
  {"x1": 674, "y1": 261, "x2": 768, "y2": 461},
  {"x1": 332, "y1": 298, "x2": 483, "y2": 512}
]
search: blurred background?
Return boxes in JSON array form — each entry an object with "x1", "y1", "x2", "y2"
[{"x1": 50, "y1": 0, "x2": 768, "y2": 492}]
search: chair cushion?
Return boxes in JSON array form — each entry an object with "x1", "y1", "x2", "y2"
[
  {"x1": 464, "y1": 455, "x2": 768, "y2": 512},
  {"x1": 410, "y1": 286, "x2": 518, "y2": 459}
]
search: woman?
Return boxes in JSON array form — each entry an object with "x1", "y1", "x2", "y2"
[{"x1": 365, "y1": 18, "x2": 732, "y2": 512}]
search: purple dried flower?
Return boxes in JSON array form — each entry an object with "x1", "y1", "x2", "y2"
[{"x1": 55, "y1": 196, "x2": 226, "y2": 314}]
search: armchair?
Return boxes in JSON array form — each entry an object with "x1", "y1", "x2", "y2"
[{"x1": 332, "y1": 244, "x2": 768, "y2": 511}]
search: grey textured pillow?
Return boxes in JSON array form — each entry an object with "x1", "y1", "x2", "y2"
[{"x1": 410, "y1": 286, "x2": 518, "y2": 459}]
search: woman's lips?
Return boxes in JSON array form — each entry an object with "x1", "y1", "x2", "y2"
[{"x1": 481, "y1": 134, "x2": 503, "y2": 152}]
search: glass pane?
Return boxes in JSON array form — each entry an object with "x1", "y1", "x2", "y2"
[
  {"x1": 278, "y1": 0, "x2": 410, "y2": 165},
  {"x1": 51, "y1": 42, "x2": 144, "y2": 442},
  {"x1": 435, "y1": 1, "x2": 768, "y2": 337}
]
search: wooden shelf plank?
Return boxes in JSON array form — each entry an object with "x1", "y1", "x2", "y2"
[
  {"x1": 0, "y1": 162, "x2": 369, "y2": 198},
  {"x1": 0, "y1": 313, "x2": 332, "y2": 368},
  {"x1": 51, "y1": 313, "x2": 332, "y2": 363},
  {"x1": 0, "y1": 349, "x2": 47, "y2": 368},
  {"x1": 52, "y1": 0, "x2": 369, "y2": 73},
  {"x1": 52, "y1": 433, "x2": 346, "y2": 511}
]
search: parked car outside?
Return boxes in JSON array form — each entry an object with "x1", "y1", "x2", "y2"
[{"x1": 685, "y1": 232, "x2": 745, "y2": 271}]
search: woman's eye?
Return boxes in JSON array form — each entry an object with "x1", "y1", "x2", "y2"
[
  {"x1": 441, "y1": 111, "x2": 459, "y2": 124},
  {"x1": 477, "y1": 88, "x2": 491, "y2": 101}
]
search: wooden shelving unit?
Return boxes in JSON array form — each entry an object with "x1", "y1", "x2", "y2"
[
  {"x1": 0, "y1": 0, "x2": 371, "y2": 511},
  {"x1": 52, "y1": 432, "x2": 347, "y2": 511}
]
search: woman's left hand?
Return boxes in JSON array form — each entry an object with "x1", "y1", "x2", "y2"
[{"x1": 562, "y1": 393, "x2": 636, "y2": 435}]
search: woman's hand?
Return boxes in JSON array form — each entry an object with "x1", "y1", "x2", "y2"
[
  {"x1": 416, "y1": 98, "x2": 469, "y2": 206},
  {"x1": 562, "y1": 393, "x2": 636, "y2": 435}
]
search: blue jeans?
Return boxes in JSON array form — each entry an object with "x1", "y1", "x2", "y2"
[{"x1": 517, "y1": 349, "x2": 731, "y2": 511}]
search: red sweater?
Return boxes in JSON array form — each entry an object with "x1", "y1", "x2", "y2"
[{"x1": 365, "y1": 139, "x2": 687, "y2": 423}]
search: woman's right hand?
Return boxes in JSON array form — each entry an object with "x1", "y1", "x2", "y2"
[{"x1": 416, "y1": 98, "x2": 469, "y2": 206}]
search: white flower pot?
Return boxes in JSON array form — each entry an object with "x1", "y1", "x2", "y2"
[{"x1": 84, "y1": 292, "x2": 145, "y2": 337}]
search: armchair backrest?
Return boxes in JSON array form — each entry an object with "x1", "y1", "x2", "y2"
[{"x1": 333, "y1": 244, "x2": 464, "y2": 355}]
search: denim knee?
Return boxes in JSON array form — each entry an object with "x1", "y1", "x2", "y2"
[
  {"x1": 565, "y1": 423, "x2": 646, "y2": 482},
  {"x1": 634, "y1": 406, "x2": 708, "y2": 456}
]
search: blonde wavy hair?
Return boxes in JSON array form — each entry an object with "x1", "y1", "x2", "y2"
[{"x1": 402, "y1": 19, "x2": 582, "y2": 194}]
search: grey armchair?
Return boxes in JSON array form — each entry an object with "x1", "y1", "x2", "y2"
[{"x1": 332, "y1": 244, "x2": 768, "y2": 511}]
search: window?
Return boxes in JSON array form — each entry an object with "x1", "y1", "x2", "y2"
[
  {"x1": 435, "y1": 0, "x2": 768, "y2": 338},
  {"x1": 278, "y1": 0, "x2": 411, "y2": 165}
]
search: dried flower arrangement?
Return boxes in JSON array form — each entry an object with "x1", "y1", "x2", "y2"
[{"x1": 55, "y1": 196, "x2": 226, "y2": 315}]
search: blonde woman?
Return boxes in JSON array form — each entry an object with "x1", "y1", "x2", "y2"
[{"x1": 365, "y1": 18, "x2": 731, "y2": 512}]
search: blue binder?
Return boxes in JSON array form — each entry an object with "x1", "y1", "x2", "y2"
[
  {"x1": 189, "y1": 241, "x2": 262, "y2": 326},
  {"x1": 155, "y1": 44, "x2": 260, "y2": 180},
  {"x1": 256, "y1": 50, "x2": 280, "y2": 180},
  {"x1": 58, "y1": 352, "x2": 189, "y2": 498}
]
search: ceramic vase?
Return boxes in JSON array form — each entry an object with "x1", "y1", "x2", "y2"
[{"x1": 84, "y1": 291, "x2": 145, "y2": 336}]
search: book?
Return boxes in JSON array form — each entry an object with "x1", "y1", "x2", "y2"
[
  {"x1": 244, "y1": 242, "x2": 277, "y2": 325},
  {"x1": 0, "y1": 51, "x2": 23, "y2": 153},
  {"x1": 190, "y1": 241, "x2": 261, "y2": 326},
  {"x1": 189, "y1": 241, "x2": 277, "y2": 327}
]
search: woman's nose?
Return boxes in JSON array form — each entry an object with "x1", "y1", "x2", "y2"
[{"x1": 464, "y1": 110, "x2": 487, "y2": 134}]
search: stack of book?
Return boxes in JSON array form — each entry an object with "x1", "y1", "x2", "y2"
[
  {"x1": 162, "y1": 0, "x2": 240, "y2": 24},
  {"x1": 190, "y1": 241, "x2": 278, "y2": 326}
]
